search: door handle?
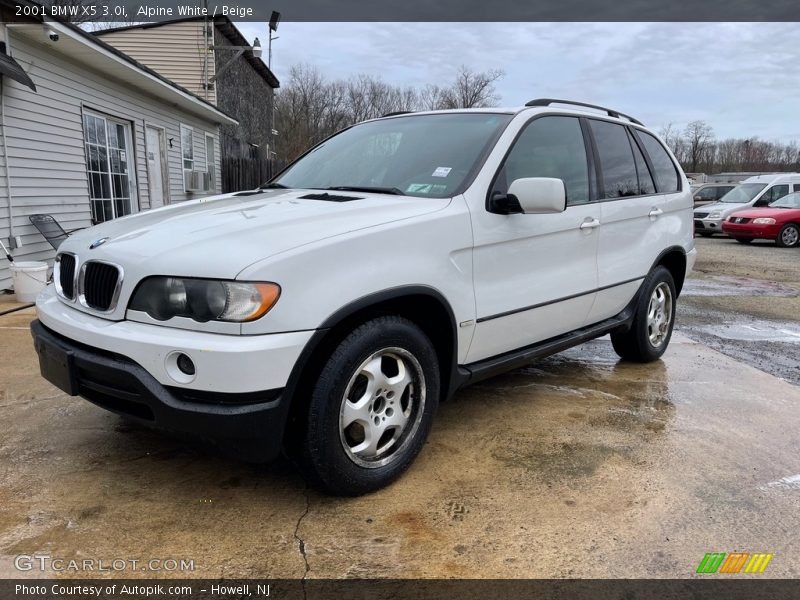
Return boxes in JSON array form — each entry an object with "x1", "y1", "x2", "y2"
[
  {"x1": 580, "y1": 218, "x2": 601, "y2": 230},
  {"x1": 649, "y1": 207, "x2": 664, "y2": 218}
]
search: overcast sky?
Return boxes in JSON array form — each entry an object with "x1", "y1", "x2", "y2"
[{"x1": 235, "y1": 22, "x2": 800, "y2": 142}]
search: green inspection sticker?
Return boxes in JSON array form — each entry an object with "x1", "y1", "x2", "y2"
[{"x1": 406, "y1": 183, "x2": 433, "y2": 193}]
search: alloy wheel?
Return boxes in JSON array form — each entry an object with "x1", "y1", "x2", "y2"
[
  {"x1": 781, "y1": 226, "x2": 799, "y2": 247},
  {"x1": 339, "y1": 348, "x2": 426, "y2": 468},
  {"x1": 646, "y1": 282, "x2": 673, "y2": 348}
]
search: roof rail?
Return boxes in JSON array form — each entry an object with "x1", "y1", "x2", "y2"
[
  {"x1": 382, "y1": 111, "x2": 414, "y2": 118},
  {"x1": 525, "y1": 98, "x2": 644, "y2": 126}
]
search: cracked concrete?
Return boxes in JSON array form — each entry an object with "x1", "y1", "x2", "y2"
[
  {"x1": 293, "y1": 485, "x2": 311, "y2": 587},
  {"x1": 2, "y1": 243, "x2": 800, "y2": 578}
]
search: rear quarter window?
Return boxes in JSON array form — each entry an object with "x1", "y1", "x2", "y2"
[
  {"x1": 636, "y1": 130, "x2": 680, "y2": 193},
  {"x1": 588, "y1": 120, "x2": 641, "y2": 198}
]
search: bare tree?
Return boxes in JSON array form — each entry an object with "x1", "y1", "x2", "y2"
[
  {"x1": 684, "y1": 120, "x2": 715, "y2": 172},
  {"x1": 440, "y1": 66, "x2": 504, "y2": 109},
  {"x1": 274, "y1": 64, "x2": 507, "y2": 161}
]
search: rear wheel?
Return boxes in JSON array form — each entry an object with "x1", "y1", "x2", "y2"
[
  {"x1": 299, "y1": 316, "x2": 440, "y2": 495},
  {"x1": 611, "y1": 266, "x2": 676, "y2": 363},
  {"x1": 776, "y1": 224, "x2": 800, "y2": 248},
  {"x1": 735, "y1": 237, "x2": 753, "y2": 244}
]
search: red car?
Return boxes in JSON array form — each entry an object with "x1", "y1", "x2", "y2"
[{"x1": 722, "y1": 192, "x2": 800, "y2": 247}]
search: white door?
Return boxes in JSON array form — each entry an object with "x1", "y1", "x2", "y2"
[
  {"x1": 467, "y1": 115, "x2": 600, "y2": 363},
  {"x1": 589, "y1": 120, "x2": 669, "y2": 322},
  {"x1": 146, "y1": 126, "x2": 167, "y2": 207},
  {"x1": 83, "y1": 111, "x2": 138, "y2": 223}
]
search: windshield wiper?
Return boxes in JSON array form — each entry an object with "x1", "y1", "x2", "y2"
[
  {"x1": 326, "y1": 186, "x2": 405, "y2": 196},
  {"x1": 258, "y1": 182, "x2": 288, "y2": 190}
]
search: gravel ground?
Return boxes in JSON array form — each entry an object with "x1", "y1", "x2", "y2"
[{"x1": 677, "y1": 236, "x2": 800, "y2": 386}]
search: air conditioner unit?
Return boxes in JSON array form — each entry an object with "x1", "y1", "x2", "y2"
[{"x1": 184, "y1": 170, "x2": 213, "y2": 193}]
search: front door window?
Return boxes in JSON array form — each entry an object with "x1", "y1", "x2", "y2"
[{"x1": 83, "y1": 112, "x2": 137, "y2": 223}]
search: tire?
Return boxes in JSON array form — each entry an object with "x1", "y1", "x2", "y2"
[
  {"x1": 299, "y1": 316, "x2": 440, "y2": 495},
  {"x1": 776, "y1": 223, "x2": 800, "y2": 248},
  {"x1": 735, "y1": 237, "x2": 753, "y2": 244},
  {"x1": 611, "y1": 266, "x2": 676, "y2": 363}
]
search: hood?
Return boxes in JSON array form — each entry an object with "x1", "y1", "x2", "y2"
[
  {"x1": 61, "y1": 189, "x2": 451, "y2": 278},
  {"x1": 726, "y1": 207, "x2": 800, "y2": 220},
  {"x1": 694, "y1": 201, "x2": 749, "y2": 214}
]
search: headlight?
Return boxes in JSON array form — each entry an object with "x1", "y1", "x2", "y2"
[
  {"x1": 753, "y1": 217, "x2": 776, "y2": 225},
  {"x1": 709, "y1": 212, "x2": 721, "y2": 219},
  {"x1": 129, "y1": 277, "x2": 280, "y2": 322}
]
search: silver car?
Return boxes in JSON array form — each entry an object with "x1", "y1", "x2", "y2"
[
  {"x1": 694, "y1": 175, "x2": 800, "y2": 236},
  {"x1": 691, "y1": 183, "x2": 737, "y2": 207}
]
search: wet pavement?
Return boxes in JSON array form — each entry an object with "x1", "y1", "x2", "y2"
[
  {"x1": 2, "y1": 297, "x2": 800, "y2": 578},
  {"x1": 676, "y1": 237, "x2": 800, "y2": 386},
  {"x1": 682, "y1": 275, "x2": 798, "y2": 298}
]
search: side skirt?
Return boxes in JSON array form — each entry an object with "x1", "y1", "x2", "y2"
[{"x1": 456, "y1": 304, "x2": 636, "y2": 388}]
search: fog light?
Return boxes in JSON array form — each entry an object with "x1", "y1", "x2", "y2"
[{"x1": 176, "y1": 353, "x2": 195, "y2": 376}]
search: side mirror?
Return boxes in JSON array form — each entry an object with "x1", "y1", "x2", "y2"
[{"x1": 489, "y1": 177, "x2": 567, "y2": 215}]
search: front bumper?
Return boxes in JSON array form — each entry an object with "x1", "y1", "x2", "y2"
[
  {"x1": 694, "y1": 217, "x2": 724, "y2": 233},
  {"x1": 721, "y1": 221, "x2": 779, "y2": 239},
  {"x1": 31, "y1": 320, "x2": 289, "y2": 462},
  {"x1": 36, "y1": 285, "x2": 313, "y2": 393}
]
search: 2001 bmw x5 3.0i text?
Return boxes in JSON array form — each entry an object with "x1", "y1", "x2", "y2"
[{"x1": 31, "y1": 99, "x2": 696, "y2": 495}]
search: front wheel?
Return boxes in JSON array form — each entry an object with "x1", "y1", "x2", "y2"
[
  {"x1": 776, "y1": 223, "x2": 800, "y2": 248},
  {"x1": 299, "y1": 316, "x2": 440, "y2": 495},
  {"x1": 611, "y1": 266, "x2": 676, "y2": 363}
]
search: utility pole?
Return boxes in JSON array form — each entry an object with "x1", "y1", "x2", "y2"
[
  {"x1": 267, "y1": 12, "x2": 281, "y2": 165},
  {"x1": 202, "y1": 0, "x2": 209, "y2": 101}
]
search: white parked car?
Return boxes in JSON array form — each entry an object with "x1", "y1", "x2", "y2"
[
  {"x1": 693, "y1": 173, "x2": 800, "y2": 236},
  {"x1": 32, "y1": 99, "x2": 695, "y2": 495}
]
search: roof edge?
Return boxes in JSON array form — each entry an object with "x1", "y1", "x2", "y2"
[
  {"x1": 95, "y1": 16, "x2": 280, "y2": 89},
  {"x1": 2, "y1": 0, "x2": 238, "y2": 125}
]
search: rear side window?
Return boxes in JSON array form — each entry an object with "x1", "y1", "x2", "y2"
[
  {"x1": 637, "y1": 130, "x2": 680, "y2": 193},
  {"x1": 589, "y1": 120, "x2": 640, "y2": 198},
  {"x1": 628, "y1": 130, "x2": 655, "y2": 195},
  {"x1": 493, "y1": 116, "x2": 590, "y2": 206},
  {"x1": 696, "y1": 187, "x2": 716, "y2": 200},
  {"x1": 758, "y1": 184, "x2": 790, "y2": 205}
]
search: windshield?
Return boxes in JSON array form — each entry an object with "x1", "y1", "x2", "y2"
[
  {"x1": 770, "y1": 192, "x2": 800, "y2": 209},
  {"x1": 719, "y1": 183, "x2": 767, "y2": 203},
  {"x1": 272, "y1": 113, "x2": 513, "y2": 198}
]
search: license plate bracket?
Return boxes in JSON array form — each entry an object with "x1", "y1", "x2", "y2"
[{"x1": 34, "y1": 335, "x2": 78, "y2": 395}]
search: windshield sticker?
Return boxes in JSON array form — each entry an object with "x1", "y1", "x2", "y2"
[
  {"x1": 407, "y1": 183, "x2": 433, "y2": 194},
  {"x1": 430, "y1": 184, "x2": 448, "y2": 194},
  {"x1": 432, "y1": 167, "x2": 452, "y2": 178}
]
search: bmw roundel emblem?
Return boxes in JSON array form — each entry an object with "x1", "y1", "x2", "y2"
[{"x1": 89, "y1": 237, "x2": 109, "y2": 249}]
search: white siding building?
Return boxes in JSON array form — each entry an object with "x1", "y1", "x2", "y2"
[{"x1": 0, "y1": 8, "x2": 237, "y2": 290}]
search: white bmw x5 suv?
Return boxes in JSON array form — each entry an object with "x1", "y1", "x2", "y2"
[{"x1": 32, "y1": 99, "x2": 696, "y2": 495}]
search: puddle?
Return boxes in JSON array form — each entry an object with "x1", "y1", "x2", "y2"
[
  {"x1": 760, "y1": 474, "x2": 800, "y2": 491},
  {"x1": 694, "y1": 318, "x2": 800, "y2": 344},
  {"x1": 683, "y1": 276, "x2": 798, "y2": 298},
  {"x1": 493, "y1": 440, "x2": 632, "y2": 483}
]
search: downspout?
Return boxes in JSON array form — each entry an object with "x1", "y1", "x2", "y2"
[{"x1": 0, "y1": 75, "x2": 14, "y2": 251}]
